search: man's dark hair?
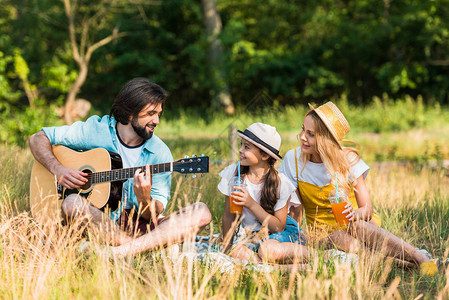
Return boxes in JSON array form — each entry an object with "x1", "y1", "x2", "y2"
[{"x1": 110, "y1": 78, "x2": 168, "y2": 125}]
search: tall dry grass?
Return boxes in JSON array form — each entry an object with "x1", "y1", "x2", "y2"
[{"x1": 0, "y1": 145, "x2": 448, "y2": 299}]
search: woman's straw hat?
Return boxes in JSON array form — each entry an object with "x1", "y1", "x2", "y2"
[
  {"x1": 308, "y1": 101, "x2": 350, "y2": 149},
  {"x1": 237, "y1": 123, "x2": 282, "y2": 160}
]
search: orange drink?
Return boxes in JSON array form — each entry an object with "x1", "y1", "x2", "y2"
[
  {"x1": 331, "y1": 201, "x2": 350, "y2": 226},
  {"x1": 229, "y1": 195, "x2": 243, "y2": 214},
  {"x1": 229, "y1": 176, "x2": 246, "y2": 214},
  {"x1": 329, "y1": 188, "x2": 350, "y2": 226}
]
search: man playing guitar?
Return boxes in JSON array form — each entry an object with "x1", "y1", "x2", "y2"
[{"x1": 29, "y1": 77, "x2": 211, "y2": 258}]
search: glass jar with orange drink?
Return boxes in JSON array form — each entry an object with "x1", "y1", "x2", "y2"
[
  {"x1": 329, "y1": 188, "x2": 350, "y2": 226},
  {"x1": 229, "y1": 176, "x2": 246, "y2": 214}
]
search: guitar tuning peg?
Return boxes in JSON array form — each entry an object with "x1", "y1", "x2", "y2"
[
  {"x1": 192, "y1": 175, "x2": 196, "y2": 179},
  {"x1": 184, "y1": 155, "x2": 189, "y2": 158},
  {"x1": 200, "y1": 154, "x2": 205, "y2": 157},
  {"x1": 192, "y1": 154, "x2": 197, "y2": 158}
]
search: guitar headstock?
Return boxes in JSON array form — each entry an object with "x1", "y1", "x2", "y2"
[{"x1": 173, "y1": 155, "x2": 209, "y2": 175}]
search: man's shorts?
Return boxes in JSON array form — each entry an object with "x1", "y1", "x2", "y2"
[{"x1": 117, "y1": 209, "x2": 167, "y2": 236}]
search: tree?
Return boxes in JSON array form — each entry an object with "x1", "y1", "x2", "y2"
[
  {"x1": 62, "y1": 0, "x2": 127, "y2": 124},
  {"x1": 201, "y1": 0, "x2": 234, "y2": 114}
]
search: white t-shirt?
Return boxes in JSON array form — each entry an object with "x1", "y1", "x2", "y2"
[
  {"x1": 218, "y1": 164, "x2": 297, "y2": 231},
  {"x1": 278, "y1": 147, "x2": 370, "y2": 207},
  {"x1": 116, "y1": 133, "x2": 144, "y2": 209}
]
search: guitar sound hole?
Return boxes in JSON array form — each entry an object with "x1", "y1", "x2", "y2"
[{"x1": 80, "y1": 169, "x2": 93, "y2": 190}]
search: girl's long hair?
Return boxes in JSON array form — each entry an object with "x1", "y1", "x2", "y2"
[
  {"x1": 300, "y1": 110, "x2": 360, "y2": 193},
  {"x1": 236, "y1": 155, "x2": 279, "y2": 216}
]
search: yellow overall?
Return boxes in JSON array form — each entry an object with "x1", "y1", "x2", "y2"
[{"x1": 294, "y1": 149, "x2": 381, "y2": 239}]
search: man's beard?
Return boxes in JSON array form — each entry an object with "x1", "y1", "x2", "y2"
[{"x1": 131, "y1": 116, "x2": 154, "y2": 141}]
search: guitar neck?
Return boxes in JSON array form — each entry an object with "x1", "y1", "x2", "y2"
[{"x1": 92, "y1": 162, "x2": 173, "y2": 184}]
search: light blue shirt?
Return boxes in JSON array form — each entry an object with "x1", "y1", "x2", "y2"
[{"x1": 42, "y1": 115, "x2": 173, "y2": 221}]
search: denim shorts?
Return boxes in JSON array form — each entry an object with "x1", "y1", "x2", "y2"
[{"x1": 246, "y1": 215, "x2": 307, "y2": 252}]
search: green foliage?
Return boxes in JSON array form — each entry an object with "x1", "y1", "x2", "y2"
[
  {"x1": 0, "y1": 98, "x2": 62, "y2": 147},
  {"x1": 0, "y1": 47, "x2": 62, "y2": 147},
  {"x1": 218, "y1": 0, "x2": 449, "y2": 105},
  {"x1": 13, "y1": 49, "x2": 30, "y2": 83},
  {"x1": 1, "y1": 0, "x2": 449, "y2": 113},
  {"x1": 0, "y1": 51, "x2": 20, "y2": 102},
  {"x1": 41, "y1": 56, "x2": 78, "y2": 93},
  {"x1": 1, "y1": 0, "x2": 449, "y2": 146}
]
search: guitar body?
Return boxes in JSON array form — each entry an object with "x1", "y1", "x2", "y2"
[
  {"x1": 30, "y1": 146, "x2": 123, "y2": 221},
  {"x1": 30, "y1": 145, "x2": 209, "y2": 222}
]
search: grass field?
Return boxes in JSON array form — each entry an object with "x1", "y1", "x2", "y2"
[
  {"x1": 1, "y1": 98, "x2": 448, "y2": 298},
  {"x1": 1, "y1": 137, "x2": 448, "y2": 298}
]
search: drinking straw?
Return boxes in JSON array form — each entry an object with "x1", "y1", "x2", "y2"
[
  {"x1": 237, "y1": 161, "x2": 241, "y2": 186},
  {"x1": 335, "y1": 172, "x2": 339, "y2": 203}
]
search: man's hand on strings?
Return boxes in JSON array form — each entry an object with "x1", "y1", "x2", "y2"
[
  {"x1": 55, "y1": 166, "x2": 88, "y2": 189},
  {"x1": 133, "y1": 164, "x2": 153, "y2": 202},
  {"x1": 134, "y1": 164, "x2": 161, "y2": 223}
]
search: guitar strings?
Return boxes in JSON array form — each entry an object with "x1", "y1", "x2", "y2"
[{"x1": 78, "y1": 159, "x2": 207, "y2": 183}]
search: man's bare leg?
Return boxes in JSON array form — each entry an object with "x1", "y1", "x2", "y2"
[
  {"x1": 62, "y1": 194, "x2": 132, "y2": 245},
  {"x1": 109, "y1": 202, "x2": 211, "y2": 258}
]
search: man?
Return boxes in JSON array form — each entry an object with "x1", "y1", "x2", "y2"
[{"x1": 29, "y1": 77, "x2": 211, "y2": 258}]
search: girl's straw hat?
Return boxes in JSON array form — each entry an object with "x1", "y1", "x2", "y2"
[
  {"x1": 237, "y1": 123, "x2": 282, "y2": 160},
  {"x1": 308, "y1": 101, "x2": 350, "y2": 149}
]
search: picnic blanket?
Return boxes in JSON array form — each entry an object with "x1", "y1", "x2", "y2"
[{"x1": 158, "y1": 235, "x2": 360, "y2": 274}]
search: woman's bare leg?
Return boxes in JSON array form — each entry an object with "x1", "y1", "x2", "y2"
[
  {"x1": 320, "y1": 229, "x2": 360, "y2": 253},
  {"x1": 348, "y1": 220, "x2": 429, "y2": 265}
]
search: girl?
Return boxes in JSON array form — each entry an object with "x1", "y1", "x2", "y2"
[
  {"x1": 279, "y1": 101, "x2": 438, "y2": 275},
  {"x1": 219, "y1": 123, "x2": 309, "y2": 264}
]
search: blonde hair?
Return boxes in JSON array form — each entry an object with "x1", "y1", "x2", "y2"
[{"x1": 300, "y1": 110, "x2": 360, "y2": 193}]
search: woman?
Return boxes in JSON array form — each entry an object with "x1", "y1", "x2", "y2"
[{"x1": 279, "y1": 101, "x2": 438, "y2": 276}]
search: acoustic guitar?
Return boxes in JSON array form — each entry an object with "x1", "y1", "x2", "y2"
[{"x1": 29, "y1": 145, "x2": 209, "y2": 221}]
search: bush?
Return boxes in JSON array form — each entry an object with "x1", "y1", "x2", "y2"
[{"x1": 0, "y1": 99, "x2": 62, "y2": 147}]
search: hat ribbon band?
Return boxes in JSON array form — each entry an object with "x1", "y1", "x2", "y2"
[
  {"x1": 242, "y1": 129, "x2": 280, "y2": 157},
  {"x1": 341, "y1": 139, "x2": 360, "y2": 149}
]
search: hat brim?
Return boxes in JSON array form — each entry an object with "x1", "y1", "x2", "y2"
[
  {"x1": 237, "y1": 130, "x2": 282, "y2": 160},
  {"x1": 308, "y1": 103, "x2": 343, "y2": 149}
]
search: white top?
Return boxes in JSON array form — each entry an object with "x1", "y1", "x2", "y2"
[
  {"x1": 218, "y1": 164, "x2": 297, "y2": 231},
  {"x1": 278, "y1": 147, "x2": 370, "y2": 206},
  {"x1": 116, "y1": 135, "x2": 144, "y2": 209}
]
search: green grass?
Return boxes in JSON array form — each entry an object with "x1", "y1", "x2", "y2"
[
  {"x1": 158, "y1": 97, "x2": 449, "y2": 163},
  {"x1": 163, "y1": 128, "x2": 449, "y2": 165},
  {"x1": 160, "y1": 96, "x2": 448, "y2": 137}
]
